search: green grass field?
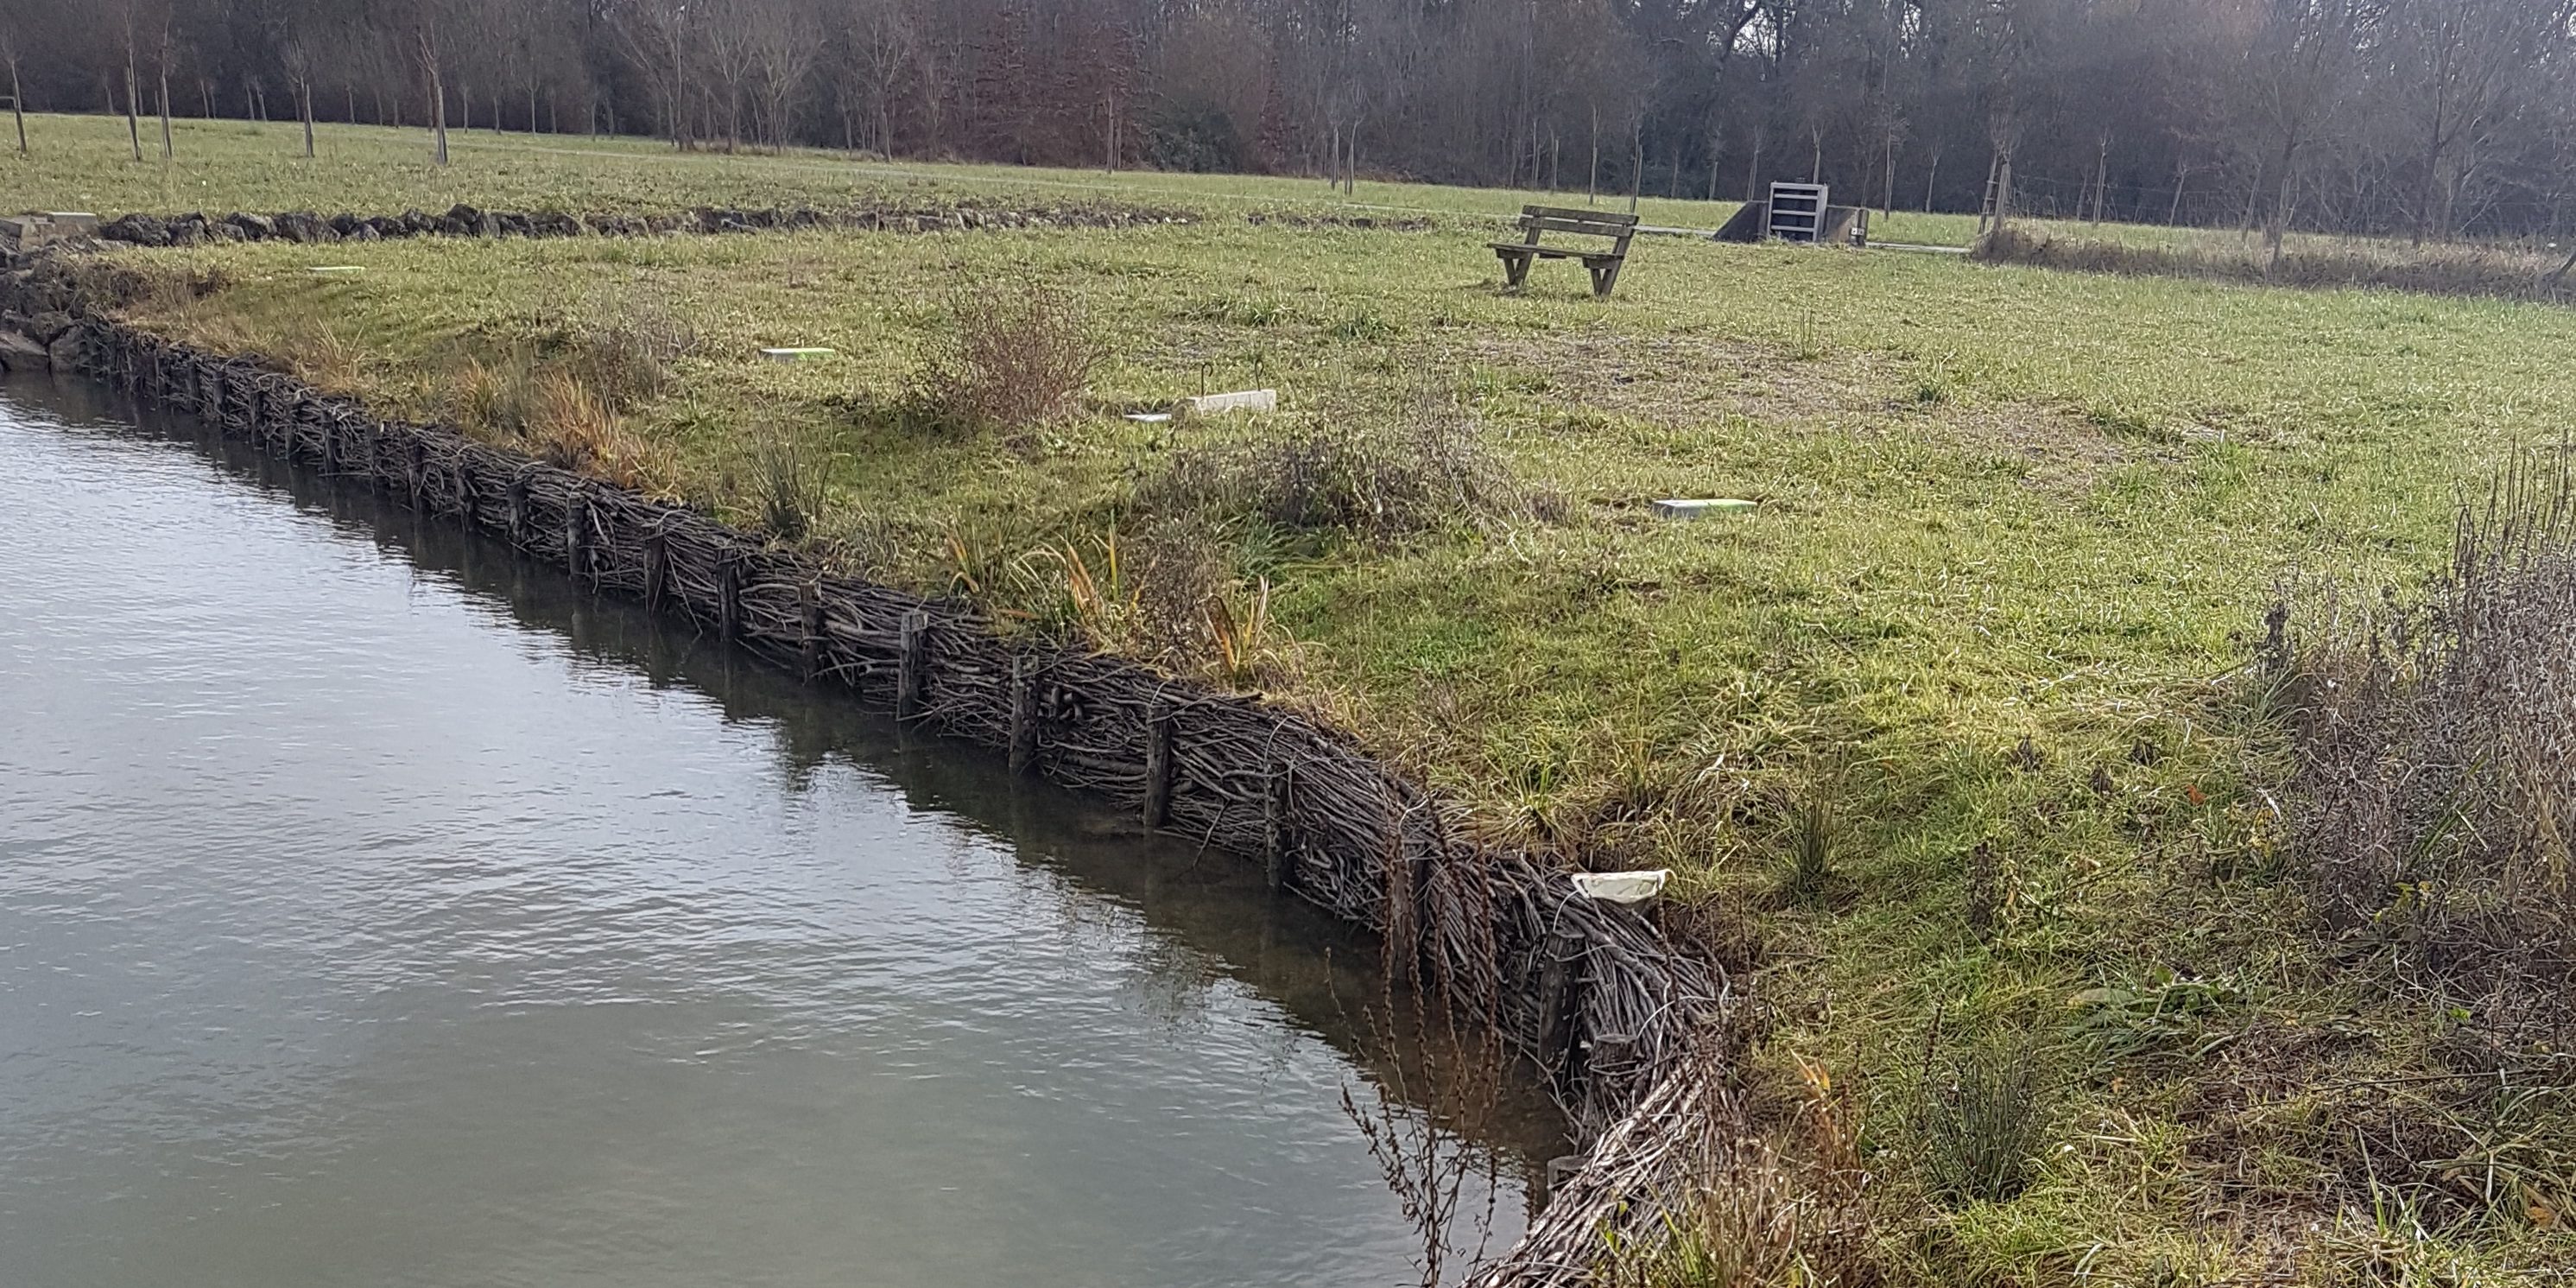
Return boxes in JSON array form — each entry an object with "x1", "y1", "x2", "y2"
[
  {"x1": 21, "y1": 113, "x2": 2575, "y2": 1284},
  {"x1": 0, "y1": 111, "x2": 1997, "y2": 244}
]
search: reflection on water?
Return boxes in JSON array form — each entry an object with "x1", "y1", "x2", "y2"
[{"x1": 0, "y1": 375, "x2": 1566, "y2": 1288}]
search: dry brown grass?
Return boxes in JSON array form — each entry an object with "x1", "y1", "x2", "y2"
[
  {"x1": 527, "y1": 369, "x2": 677, "y2": 497},
  {"x1": 917, "y1": 281, "x2": 1104, "y2": 434},
  {"x1": 1136, "y1": 390, "x2": 1524, "y2": 543},
  {"x1": 1606, "y1": 1059, "x2": 1878, "y2": 1288},
  {"x1": 1977, "y1": 225, "x2": 2576, "y2": 306}
]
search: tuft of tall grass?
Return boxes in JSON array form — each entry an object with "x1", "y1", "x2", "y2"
[
  {"x1": 1778, "y1": 784, "x2": 1838, "y2": 907},
  {"x1": 2278, "y1": 452, "x2": 2576, "y2": 1037},
  {"x1": 917, "y1": 281, "x2": 1103, "y2": 433},
  {"x1": 750, "y1": 432, "x2": 826, "y2": 542},
  {"x1": 1918, "y1": 1032, "x2": 2054, "y2": 1206},
  {"x1": 1136, "y1": 390, "x2": 1522, "y2": 544}
]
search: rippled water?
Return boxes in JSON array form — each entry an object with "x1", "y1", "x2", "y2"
[{"x1": 0, "y1": 376, "x2": 1563, "y2": 1288}]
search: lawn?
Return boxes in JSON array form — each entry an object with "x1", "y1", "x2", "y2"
[
  {"x1": 0, "y1": 111, "x2": 1992, "y2": 244},
  {"x1": 29, "y1": 113, "x2": 2576, "y2": 1283}
]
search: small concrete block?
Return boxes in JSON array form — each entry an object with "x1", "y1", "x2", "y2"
[
  {"x1": 307, "y1": 265, "x2": 366, "y2": 275},
  {"x1": 1179, "y1": 388, "x2": 1277, "y2": 418},
  {"x1": 1123, "y1": 411, "x2": 1174, "y2": 423},
  {"x1": 47, "y1": 213, "x2": 100, "y2": 236},
  {"x1": 761, "y1": 346, "x2": 838, "y2": 362},
  {"x1": 1652, "y1": 498, "x2": 1756, "y2": 519}
]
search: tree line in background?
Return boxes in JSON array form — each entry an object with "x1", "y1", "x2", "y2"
[{"x1": 2, "y1": 0, "x2": 2573, "y2": 243}]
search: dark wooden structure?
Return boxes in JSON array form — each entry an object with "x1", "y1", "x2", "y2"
[
  {"x1": 1490, "y1": 205, "x2": 1637, "y2": 297},
  {"x1": 1712, "y1": 200, "x2": 1870, "y2": 247}
]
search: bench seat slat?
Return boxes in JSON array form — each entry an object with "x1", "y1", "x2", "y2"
[
  {"x1": 1522, "y1": 205, "x2": 1640, "y2": 226},
  {"x1": 1489, "y1": 242, "x2": 1623, "y2": 263},
  {"x1": 1516, "y1": 216, "x2": 1637, "y2": 238}
]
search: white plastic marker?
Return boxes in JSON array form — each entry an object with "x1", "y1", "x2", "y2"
[
  {"x1": 307, "y1": 266, "x2": 365, "y2": 275},
  {"x1": 761, "y1": 347, "x2": 839, "y2": 362},
  {"x1": 1651, "y1": 498, "x2": 1757, "y2": 519},
  {"x1": 1571, "y1": 870, "x2": 1671, "y2": 905}
]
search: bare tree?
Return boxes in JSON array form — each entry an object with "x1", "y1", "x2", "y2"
[
  {"x1": 152, "y1": 15, "x2": 174, "y2": 158},
  {"x1": 745, "y1": 0, "x2": 819, "y2": 150},
  {"x1": 614, "y1": 0, "x2": 694, "y2": 149},
  {"x1": 280, "y1": 35, "x2": 317, "y2": 157},
  {"x1": 412, "y1": 0, "x2": 451, "y2": 165},
  {"x1": 2234, "y1": 0, "x2": 2362, "y2": 267},
  {"x1": 840, "y1": 0, "x2": 915, "y2": 158},
  {"x1": 702, "y1": 0, "x2": 760, "y2": 152},
  {"x1": 0, "y1": 22, "x2": 25, "y2": 155}
]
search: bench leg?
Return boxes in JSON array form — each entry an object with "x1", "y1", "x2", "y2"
[
  {"x1": 1588, "y1": 260, "x2": 1621, "y2": 298},
  {"x1": 1496, "y1": 249, "x2": 1532, "y2": 289}
]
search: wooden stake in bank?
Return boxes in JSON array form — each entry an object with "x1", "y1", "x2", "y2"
[
  {"x1": 563, "y1": 487, "x2": 589, "y2": 581},
  {"x1": 896, "y1": 609, "x2": 929, "y2": 719},
  {"x1": 1263, "y1": 763, "x2": 1294, "y2": 890},
  {"x1": 642, "y1": 521, "x2": 669, "y2": 613},
  {"x1": 1007, "y1": 655, "x2": 1039, "y2": 773},
  {"x1": 716, "y1": 555, "x2": 742, "y2": 643},
  {"x1": 799, "y1": 581, "x2": 825, "y2": 681},
  {"x1": 504, "y1": 472, "x2": 529, "y2": 544},
  {"x1": 1142, "y1": 700, "x2": 1174, "y2": 828},
  {"x1": 1536, "y1": 924, "x2": 1588, "y2": 1069}
]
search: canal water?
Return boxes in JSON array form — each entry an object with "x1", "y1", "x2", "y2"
[{"x1": 0, "y1": 376, "x2": 1564, "y2": 1288}]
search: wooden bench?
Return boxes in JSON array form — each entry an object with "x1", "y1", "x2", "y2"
[{"x1": 1490, "y1": 206, "x2": 1639, "y2": 297}]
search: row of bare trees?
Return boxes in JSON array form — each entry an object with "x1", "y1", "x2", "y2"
[{"x1": 1, "y1": 0, "x2": 2573, "y2": 240}]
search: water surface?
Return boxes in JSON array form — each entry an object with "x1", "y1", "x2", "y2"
[{"x1": 0, "y1": 376, "x2": 1561, "y2": 1288}]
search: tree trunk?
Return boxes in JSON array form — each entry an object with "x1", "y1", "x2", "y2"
[
  {"x1": 2264, "y1": 135, "x2": 2298, "y2": 271},
  {"x1": 2168, "y1": 162, "x2": 2189, "y2": 225},
  {"x1": 2090, "y1": 136, "x2": 2109, "y2": 223},
  {"x1": 301, "y1": 82, "x2": 314, "y2": 157},
  {"x1": 430, "y1": 68, "x2": 449, "y2": 165},
  {"x1": 1882, "y1": 129, "x2": 1897, "y2": 219},
  {"x1": 158, "y1": 68, "x2": 172, "y2": 158},
  {"x1": 1587, "y1": 110, "x2": 1599, "y2": 206},
  {"x1": 1924, "y1": 146, "x2": 1941, "y2": 213},
  {"x1": 9, "y1": 60, "x2": 23, "y2": 154},
  {"x1": 1993, "y1": 149, "x2": 2014, "y2": 231},
  {"x1": 1977, "y1": 149, "x2": 2001, "y2": 233},
  {"x1": 124, "y1": 58, "x2": 142, "y2": 162},
  {"x1": 1628, "y1": 123, "x2": 1642, "y2": 214}
]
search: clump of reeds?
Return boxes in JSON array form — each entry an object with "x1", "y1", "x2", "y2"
[{"x1": 2275, "y1": 451, "x2": 2576, "y2": 1034}]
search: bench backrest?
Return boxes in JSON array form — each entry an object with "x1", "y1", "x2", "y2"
[{"x1": 1514, "y1": 205, "x2": 1638, "y2": 251}]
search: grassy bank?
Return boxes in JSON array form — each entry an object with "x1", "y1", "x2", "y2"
[{"x1": 30, "y1": 117, "x2": 2576, "y2": 1282}]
